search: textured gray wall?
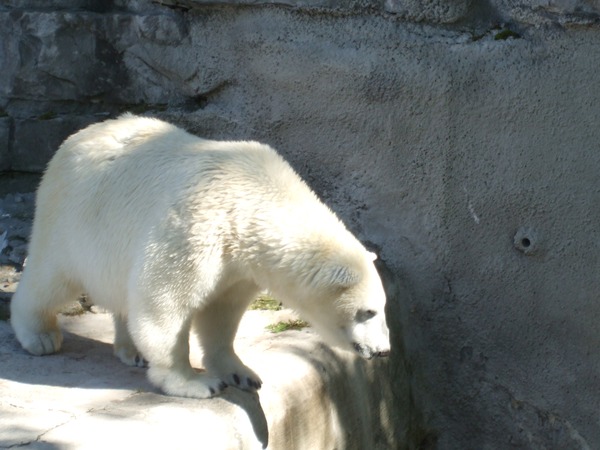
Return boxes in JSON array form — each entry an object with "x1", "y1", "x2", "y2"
[{"x1": 2, "y1": 1, "x2": 600, "y2": 448}]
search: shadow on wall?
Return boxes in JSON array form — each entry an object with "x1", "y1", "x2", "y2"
[
  {"x1": 284, "y1": 342, "x2": 397, "y2": 449},
  {"x1": 374, "y1": 256, "x2": 439, "y2": 449}
]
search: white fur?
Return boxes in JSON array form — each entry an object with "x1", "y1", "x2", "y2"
[{"x1": 10, "y1": 114, "x2": 390, "y2": 398}]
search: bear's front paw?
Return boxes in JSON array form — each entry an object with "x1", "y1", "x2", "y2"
[
  {"x1": 228, "y1": 372, "x2": 262, "y2": 391},
  {"x1": 148, "y1": 366, "x2": 228, "y2": 399},
  {"x1": 204, "y1": 355, "x2": 263, "y2": 392}
]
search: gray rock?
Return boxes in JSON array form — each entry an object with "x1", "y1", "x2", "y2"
[
  {"x1": 493, "y1": 0, "x2": 600, "y2": 24},
  {"x1": 156, "y1": 0, "x2": 380, "y2": 11},
  {"x1": 0, "y1": 118, "x2": 10, "y2": 172},
  {"x1": 384, "y1": 0, "x2": 473, "y2": 23},
  {"x1": 0, "y1": 191, "x2": 35, "y2": 267},
  {"x1": 12, "y1": 116, "x2": 98, "y2": 172}
]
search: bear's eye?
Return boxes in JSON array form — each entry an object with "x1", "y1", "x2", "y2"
[{"x1": 355, "y1": 309, "x2": 377, "y2": 323}]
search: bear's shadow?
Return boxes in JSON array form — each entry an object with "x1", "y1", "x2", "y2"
[{"x1": 0, "y1": 325, "x2": 269, "y2": 448}]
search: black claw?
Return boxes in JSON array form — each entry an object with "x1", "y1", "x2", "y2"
[
  {"x1": 246, "y1": 378, "x2": 261, "y2": 390},
  {"x1": 135, "y1": 355, "x2": 140, "y2": 364},
  {"x1": 233, "y1": 374, "x2": 240, "y2": 385},
  {"x1": 219, "y1": 381, "x2": 228, "y2": 390},
  {"x1": 209, "y1": 387, "x2": 215, "y2": 396}
]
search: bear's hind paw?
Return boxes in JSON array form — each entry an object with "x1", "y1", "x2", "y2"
[{"x1": 18, "y1": 330, "x2": 63, "y2": 356}]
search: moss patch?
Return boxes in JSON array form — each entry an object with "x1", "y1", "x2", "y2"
[
  {"x1": 248, "y1": 293, "x2": 282, "y2": 311},
  {"x1": 266, "y1": 319, "x2": 309, "y2": 333},
  {"x1": 494, "y1": 29, "x2": 520, "y2": 41}
]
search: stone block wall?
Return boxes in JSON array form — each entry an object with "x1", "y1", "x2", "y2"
[{"x1": 2, "y1": 1, "x2": 600, "y2": 448}]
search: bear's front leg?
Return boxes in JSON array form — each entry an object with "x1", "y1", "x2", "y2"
[
  {"x1": 193, "y1": 281, "x2": 263, "y2": 392},
  {"x1": 128, "y1": 297, "x2": 227, "y2": 399},
  {"x1": 113, "y1": 314, "x2": 147, "y2": 367}
]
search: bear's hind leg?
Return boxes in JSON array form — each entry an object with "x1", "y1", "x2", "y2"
[
  {"x1": 128, "y1": 298, "x2": 227, "y2": 399},
  {"x1": 11, "y1": 268, "x2": 82, "y2": 356},
  {"x1": 194, "y1": 280, "x2": 262, "y2": 392},
  {"x1": 113, "y1": 314, "x2": 147, "y2": 367}
]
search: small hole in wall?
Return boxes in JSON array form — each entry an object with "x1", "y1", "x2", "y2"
[{"x1": 514, "y1": 227, "x2": 540, "y2": 256}]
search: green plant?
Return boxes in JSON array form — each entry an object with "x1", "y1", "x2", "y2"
[
  {"x1": 266, "y1": 319, "x2": 309, "y2": 333},
  {"x1": 248, "y1": 293, "x2": 282, "y2": 311},
  {"x1": 494, "y1": 29, "x2": 520, "y2": 41}
]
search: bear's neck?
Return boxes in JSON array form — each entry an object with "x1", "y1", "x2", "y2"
[{"x1": 230, "y1": 205, "x2": 357, "y2": 304}]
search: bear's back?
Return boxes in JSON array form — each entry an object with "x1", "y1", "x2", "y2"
[
  {"x1": 44, "y1": 115, "x2": 300, "y2": 204},
  {"x1": 38, "y1": 114, "x2": 322, "y2": 237}
]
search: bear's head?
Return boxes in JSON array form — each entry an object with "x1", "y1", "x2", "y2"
[{"x1": 273, "y1": 246, "x2": 391, "y2": 360}]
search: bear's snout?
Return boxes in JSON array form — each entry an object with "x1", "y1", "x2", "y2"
[{"x1": 352, "y1": 342, "x2": 391, "y2": 359}]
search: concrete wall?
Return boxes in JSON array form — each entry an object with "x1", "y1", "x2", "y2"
[{"x1": 2, "y1": 1, "x2": 600, "y2": 448}]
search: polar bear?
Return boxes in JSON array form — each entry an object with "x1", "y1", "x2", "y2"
[{"x1": 10, "y1": 114, "x2": 390, "y2": 398}]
